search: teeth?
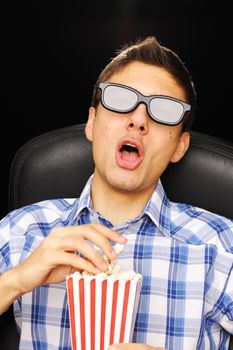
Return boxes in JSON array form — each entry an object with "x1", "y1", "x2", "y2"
[{"x1": 125, "y1": 143, "x2": 137, "y2": 148}]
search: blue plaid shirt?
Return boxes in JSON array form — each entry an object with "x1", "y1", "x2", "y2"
[{"x1": 1, "y1": 176, "x2": 233, "y2": 350}]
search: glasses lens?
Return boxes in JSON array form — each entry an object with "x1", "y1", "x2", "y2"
[
  {"x1": 150, "y1": 98, "x2": 184, "y2": 124},
  {"x1": 103, "y1": 85, "x2": 138, "y2": 112}
]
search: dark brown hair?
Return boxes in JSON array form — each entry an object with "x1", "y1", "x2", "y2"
[{"x1": 91, "y1": 36, "x2": 197, "y2": 131}]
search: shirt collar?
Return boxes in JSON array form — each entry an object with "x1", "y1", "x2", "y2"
[
  {"x1": 143, "y1": 179, "x2": 171, "y2": 237},
  {"x1": 76, "y1": 174, "x2": 94, "y2": 216},
  {"x1": 75, "y1": 175, "x2": 171, "y2": 238}
]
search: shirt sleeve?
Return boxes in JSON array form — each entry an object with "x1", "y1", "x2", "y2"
[
  {"x1": 0, "y1": 207, "x2": 37, "y2": 273},
  {"x1": 218, "y1": 265, "x2": 233, "y2": 334},
  {"x1": 205, "y1": 248, "x2": 233, "y2": 335},
  {"x1": 0, "y1": 213, "x2": 12, "y2": 274},
  {"x1": 1, "y1": 200, "x2": 69, "y2": 275}
]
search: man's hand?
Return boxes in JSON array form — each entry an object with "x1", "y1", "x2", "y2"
[
  {"x1": 108, "y1": 344, "x2": 166, "y2": 350},
  {"x1": 0, "y1": 223, "x2": 126, "y2": 312},
  {"x1": 16, "y1": 223, "x2": 126, "y2": 293}
]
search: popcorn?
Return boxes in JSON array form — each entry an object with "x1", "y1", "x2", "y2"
[
  {"x1": 103, "y1": 243, "x2": 124, "y2": 275},
  {"x1": 66, "y1": 242, "x2": 142, "y2": 350}
]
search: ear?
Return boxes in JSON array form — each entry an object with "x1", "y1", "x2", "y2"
[
  {"x1": 85, "y1": 107, "x2": 96, "y2": 142},
  {"x1": 170, "y1": 131, "x2": 190, "y2": 163}
]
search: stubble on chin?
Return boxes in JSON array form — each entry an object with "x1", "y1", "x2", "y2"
[{"x1": 106, "y1": 172, "x2": 141, "y2": 193}]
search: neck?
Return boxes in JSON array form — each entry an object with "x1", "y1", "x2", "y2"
[{"x1": 91, "y1": 172, "x2": 156, "y2": 226}]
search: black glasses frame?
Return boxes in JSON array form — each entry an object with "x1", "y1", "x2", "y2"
[{"x1": 96, "y1": 82, "x2": 191, "y2": 126}]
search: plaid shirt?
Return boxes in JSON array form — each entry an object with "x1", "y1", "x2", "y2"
[{"x1": 0, "y1": 176, "x2": 233, "y2": 350}]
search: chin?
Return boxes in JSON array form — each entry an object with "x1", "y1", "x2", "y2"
[{"x1": 106, "y1": 171, "x2": 143, "y2": 193}]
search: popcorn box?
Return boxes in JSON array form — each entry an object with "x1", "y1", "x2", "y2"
[{"x1": 66, "y1": 271, "x2": 142, "y2": 350}]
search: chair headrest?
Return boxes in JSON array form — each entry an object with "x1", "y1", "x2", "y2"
[{"x1": 9, "y1": 124, "x2": 233, "y2": 219}]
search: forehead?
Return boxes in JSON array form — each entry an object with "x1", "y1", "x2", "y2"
[{"x1": 107, "y1": 61, "x2": 186, "y2": 101}]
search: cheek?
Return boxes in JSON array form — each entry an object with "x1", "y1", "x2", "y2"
[
  {"x1": 151, "y1": 125, "x2": 179, "y2": 144},
  {"x1": 169, "y1": 130, "x2": 177, "y2": 141},
  {"x1": 148, "y1": 128, "x2": 180, "y2": 158},
  {"x1": 168, "y1": 128, "x2": 181, "y2": 141},
  {"x1": 93, "y1": 121, "x2": 114, "y2": 148}
]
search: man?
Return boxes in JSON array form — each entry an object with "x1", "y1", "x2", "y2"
[{"x1": 0, "y1": 36, "x2": 233, "y2": 350}]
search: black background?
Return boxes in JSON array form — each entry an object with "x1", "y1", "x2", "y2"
[{"x1": 1, "y1": 0, "x2": 232, "y2": 218}]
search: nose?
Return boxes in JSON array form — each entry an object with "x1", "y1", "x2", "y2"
[{"x1": 126, "y1": 103, "x2": 149, "y2": 134}]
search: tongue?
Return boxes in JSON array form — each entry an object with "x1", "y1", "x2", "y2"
[{"x1": 121, "y1": 150, "x2": 138, "y2": 162}]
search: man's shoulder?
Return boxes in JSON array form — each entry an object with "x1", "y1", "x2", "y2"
[
  {"x1": 0, "y1": 198, "x2": 80, "y2": 233},
  {"x1": 171, "y1": 200, "x2": 233, "y2": 226},
  {"x1": 170, "y1": 201, "x2": 233, "y2": 252}
]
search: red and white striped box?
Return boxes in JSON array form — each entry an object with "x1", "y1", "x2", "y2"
[{"x1": 66, "y1": 271, "x2": 142, "y2": 350}]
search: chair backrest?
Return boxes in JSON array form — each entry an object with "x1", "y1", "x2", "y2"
[
  {"x1": 2, "y1": 123, "x2": 233, "y2": 349},
  {"x1": 9, "y1": 123, "x2": 233, "y2": 218}
]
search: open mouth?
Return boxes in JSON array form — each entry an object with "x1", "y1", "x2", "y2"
[
  {"x1": 116, "y1": 139, "x2": 144, "y2": 170},
  {"x1": 120, "y1": 143, "x2": 139, "y2": 161}
]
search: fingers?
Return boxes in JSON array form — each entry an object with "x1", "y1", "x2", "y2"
[
  {"x1": 12, "y1": 224, "x2": 127, "y2": 293},
  {"x1": 52, "y1": 223, "x2": 126, "y2": 245},
  {"x1": 57, "y1": 237, "x2": 110, "y2": 272},
  {"x1": 54, "y1": 252, "x2": 101, "y2": 275},
  {"x1": 50, "y1": 224, "x2": 127, "y2": 269}
]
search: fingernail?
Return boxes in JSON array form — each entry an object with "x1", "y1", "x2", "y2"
[
  {"x1": 94, "y1": 267, "x2": 101, "y2": 274},
  {"x1": 110, "y1": 249, "x2": 117, "y2": 259},
  {"x1": 102, "y1": 261, "x2": 108, "y2": 271},
  {"x1": 120, "y1": 235, "x2": 127, "y2": 243}
]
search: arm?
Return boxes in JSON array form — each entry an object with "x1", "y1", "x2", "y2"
[
  {"x1": 0, "y1": 223, "x2": 126, "y2": 315},
  {"x1": 0, "y1": 268, "x2": 23, "y2": 314}
]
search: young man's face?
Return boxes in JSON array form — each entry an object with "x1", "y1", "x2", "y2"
[{"x1": 85, "y1": 61, "x2": 190, "y2": 196}]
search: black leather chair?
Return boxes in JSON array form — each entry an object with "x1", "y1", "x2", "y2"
[{"x1": 1, "y1": 123, "x2": 233, "y2": 349}]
